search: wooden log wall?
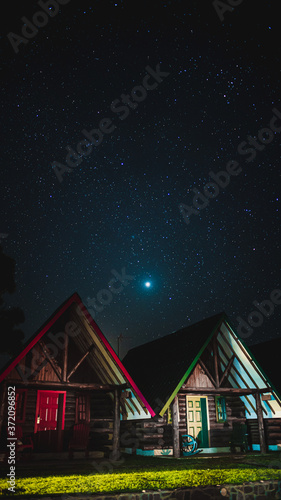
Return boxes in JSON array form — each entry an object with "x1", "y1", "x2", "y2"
[
  {"x1": 121, "y1": 414, "x2": 171, "y2": 451},
  {"x1": 207, "y1": 395, "x2": 246, "y2": 448},
  {"x1": 121, "y1": 393, "x2": 248, "y2": 452},
  {"x1": 5, "y1": 346, "x2": 61, "y2": 383},
  {"x1": 90, "y1": 392, "x2": 114, "y2": 453},
  {"x1": 247, "y1": 418, "x2": 281, "y2": 447},
  {"x1": 0, "y1": 385, "x2": 115, "y2": 454},
  {"x1": 178, "y1": 392, "x2": 246, "y2": 448}
]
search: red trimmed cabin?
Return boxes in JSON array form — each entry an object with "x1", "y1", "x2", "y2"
[{"x1": 0, "y1": 293, "x2": 153, "y2": 458}]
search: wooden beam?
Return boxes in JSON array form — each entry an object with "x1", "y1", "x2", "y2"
[
  {"x1": 90, "y1": 349, "x2": 111, "y2": 384},
  {"x1": 67, "y1": 345, "x2": 95, "y2": 381},
  {"x1": 263, "y1": 399, "x2": 275, "y2": 415},
  {"x1": 73, "y1": 313, "x2": 124, "y2": 385},
  {"x1": 198, "y1": 358, "x2": 217, "y2": 388},
  {"x1": 172, "y1": 395, "x2": 180, "y2": 458},
  {"x1": 38, "y1": 342, "x2": 62, "y2": 382},
  {"x1": 112, "y1": 388, "x2": 121, "y2": 461},
  {"x1": 219, "y1": 354, "x2": 235, "y2": 387},
  {"x1": 220, "y1": 333, "x2": 263, "y2": 392},
  {"x1": 120, "y1": 399, "x2": 129, "y2": 419},
  {"x1": 227, "y1": 326, "x2": 281, "y2": 409},
  {"x1": 57, "y1": 393, "x2": 64, "y2": 452},
  {"x1": 94, "y1": 347, "x2": 123, "y2": 384},
  {"x1": 62, "y1": 333, "x2": 69, "y2": 382},
  {"x1": 180, "y1": 387, "x2": 271, "y2": 395},
  {"x1": 11, "y1": 380, "x2": 127, "y2": 391},
  {"x1": 217, "y1": 339, "x2": 267, "y2": 415},
  {"x1": 213, "y1": 335, "x2": 220, "y2": 387},
  {"x1": 255, "y1": 392, "x2": 266, "y2": 453},
  {"x1": 218, "y1": 353, "x2": 254, "y2": 415}
]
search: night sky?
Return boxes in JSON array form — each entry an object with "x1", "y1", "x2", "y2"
[{"x1": 1, "y1": 0, "x2": 280, "y2": 358}]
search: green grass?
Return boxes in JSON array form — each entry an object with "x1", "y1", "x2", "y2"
[{"x1": 1, "y1": 454, "x2": 281, "y2": 497}]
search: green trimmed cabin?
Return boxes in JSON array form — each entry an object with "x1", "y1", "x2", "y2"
[{"x1": 122, "y1": 313, "x2": 281, "y2": 456}]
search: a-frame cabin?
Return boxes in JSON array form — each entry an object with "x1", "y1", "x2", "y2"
[
  {"x1": 122, "y1": 312, "x2": 281, "y2": 456},
  {"x1": 0, "y1": 293, "x2": 154, "y2": 457}
]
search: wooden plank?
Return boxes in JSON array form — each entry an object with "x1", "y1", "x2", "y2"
[
  {"x1": 126, "y1": 395, "x2": 141, "y2": 416},
  {"x1": 90, "y1": 350, "x2": 112, "y2": 384},
  {"x1": 181, "y1": 387, "x2": 270, "y2": 394},
  {"x1": 38, "y1": 342, "x2": 62, "y2": 382},
  {"x1": 94, "y1": 348, "x2": 123, "y2": 385},
  {"x1": 112, "y1": 389, "x2": 121, "y2": 461},
  {"x1": 67, "y1": 345, "x2": 94, "y2": 381},
  {"x1": 91, "y1": 418, "x2": 113, "y2": 422},
  {"x1": 27, "y1": 359, "x2": 49, "y2": 381},
  {"x1": 213, "y1": 334, "x2": 220, "y2": 387},
  {"x1": 172, "y1": 395, "x2": 180, "y2": 458},
  {"x1": 218, "y1": 354, "x2": 255, "y2": 415},
  {"x1": 91, "y1": 427, "x2": 114, "y2": 433},
  {"x1": 142, "y1": 422, "x2": 166, "y2": 429},
  {"x1": 142, "y1": 433, "x2": 164, "y2": 440},
  {"x1": 220, "y1": 333, "x2": 264, "y2": 392},
  {"x1": 264, "y1": 400, "x2": 275, "y2": 415},
  {"x1": 255, "y1": 392, "x2": 266, "y2": 453},
  {"x1": 57, "y1": 393, "x2": 64, "y2": 452},
  {"x1": 11, "y1": 380, "x2": 127, "y2": 391},
  {"x1": 198, "y1": 358, "x2": 217, "y2": 387},
  {"x1": 225, "y1": 326, "x2": 278, "y2": 404},
  {"x1": 219, "y1": 355, "x2": 235, "y2": 387},
  {"x1": 62, "y1": 333, "x2": 69, "y2": 382},
  {"x1": 217, "y1": 339, "x2": 268, "y2": 415},
  {"x1": 71, "y1": 312, "x2": 122, "y2": 384}
]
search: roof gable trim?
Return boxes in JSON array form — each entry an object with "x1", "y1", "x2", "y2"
[
  {"x1": 0, "y1": 294, "x2": 78, "y2": 383},
  {"x1": 224, "y1": 319, "x2": 281, "y2": 405},
  {"x1": 76, "y1": 299, "x2": 155, "y2": 416},
  {"x1": 0, "y1": 293, "x2": 155, "y2": 417},
  {"x1": 159, "y1": 316, "x2": 224, "y2": 416}
]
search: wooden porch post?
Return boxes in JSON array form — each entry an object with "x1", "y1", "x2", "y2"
[
  {"x1": 57, "y1": 393, "x2": 64, "y2": 452},
  {"x1": 213, "y1": 335, "x2": 220, "y2": 387},
  {"x1": 62, "y1": 333, "x2": 69, "y2": 382},
  {"x1": 172, "y1": 395, "x2": 180, "y2": 458},
  {"x1": 112, "y1": 388, "x2": 121, "y2": 461},
  {"x1": 255, "y1": 392, "x2": 266, "y2": 453}
]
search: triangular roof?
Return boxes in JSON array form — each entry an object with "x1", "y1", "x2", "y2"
[
  {"x1": 0, "y1": 293, "x2": 155, "y2": 418},
  {"x1": 123, "y1": 312, "x2": 281, "y2": 417},
  {"x1": 123, "y1": 312, "x2": 225, "y2": 414}
]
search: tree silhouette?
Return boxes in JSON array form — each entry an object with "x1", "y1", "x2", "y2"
[{"x1": 0, "y1": 246, "x2": 25, "y2": 355}]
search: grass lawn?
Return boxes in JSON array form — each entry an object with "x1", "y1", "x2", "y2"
[{"x1": 1, "y1": 453, "x2": 281, "y2": 497}]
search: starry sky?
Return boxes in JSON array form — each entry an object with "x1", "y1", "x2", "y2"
[{"x1": 1, "y1": 0, "x2": 280, "y2": 358}]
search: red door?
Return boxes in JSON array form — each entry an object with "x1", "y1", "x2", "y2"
[
  {"x1": 35, "y1": 391, "x2": 66, "y2": 451},
  {"x1": 37, "y1": 392, "x2": 60, "y2": 431}
]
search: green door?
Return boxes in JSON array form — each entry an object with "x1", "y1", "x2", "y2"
[{"x1": 186, "y1": 397, "x2": 209, "y2": 448}]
